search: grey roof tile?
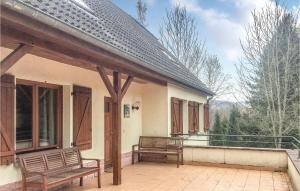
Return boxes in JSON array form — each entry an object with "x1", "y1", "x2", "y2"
[{"x1": 14, "y1": 0, "x2": 214, "y2": 95}]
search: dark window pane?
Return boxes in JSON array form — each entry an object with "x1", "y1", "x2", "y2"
[
  {"x1": 39, "y1": 87, "x2": 58, "y2": 147},
  {"x1": 16, "y1": 84, "x2": 33, "y2": 150}
]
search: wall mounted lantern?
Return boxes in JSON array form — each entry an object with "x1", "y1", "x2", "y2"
[{"x1": 132, "y1": 101, "x2": 140, "y2": 111}]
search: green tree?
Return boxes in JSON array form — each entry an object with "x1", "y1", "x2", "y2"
[
  {"x1": 226, "y1": 108, "x2": 242, "y2": 146},
  {"x1": 238, "y1": 2, "x2": 300, "y2": 147},
  {"x1": 210, "y1": 112, "x2": 226, "y2": 146},
  {"x1": 228, "y1": 108, "x2": 241, "y2": 135}
]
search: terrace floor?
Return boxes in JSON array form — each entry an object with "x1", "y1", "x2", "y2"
[{"x1": 66, "y1": 163, "x2": 293, "y2": 191}]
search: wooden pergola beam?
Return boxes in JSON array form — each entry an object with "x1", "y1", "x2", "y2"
[
  {"x1": 121, "y1": 76, "x2": 134, "y2": 99},
  {"x1": 0, "y1": 43, "x2": 32, "y2": 76}
]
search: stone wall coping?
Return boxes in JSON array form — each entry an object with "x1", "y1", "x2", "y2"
[
  {"x1": 183, "y1": 145, "x2": 287, "y2": 152},
  {"x1": 287, "y1": 150, "x2": 300, "y2": 174}
]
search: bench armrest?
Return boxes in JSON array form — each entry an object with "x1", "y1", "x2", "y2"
[
  {"x1": 177, "y1": 146, "x2": 183, "y2": 152},
  {"x1": 166, "y1": 145, "x2": 183, "y2": 153},
  {"x1": 132, "y1": 144, "x2": 139, "y2": 151},
  {"x1": 81, "y1": 158, "x2": 100, "y2": 162},
  {"x1": 81, "y1": 158, "x2": 101, "y2": 168}
]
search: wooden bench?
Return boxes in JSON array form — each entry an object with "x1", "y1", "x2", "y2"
[
  {"x1": 18, "y1": 147, "x2": 101, "y2": 191},
  {"x1": 132, "y1": 136, "x2": 184, "y2": 168}
]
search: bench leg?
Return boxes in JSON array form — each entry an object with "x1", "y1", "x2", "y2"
[
  {"x1": 138, "y1": 153, "x2": 141, "y2": 162},
  {"x1": 181, "y1": 151, "x2": 184, "y2": 165},
  {"x1": 177, "y1": 153, "x2": 179, "y2": 168},
  {"x1": 98, "y1": 170, "x2": 101, "y2": 188},
  {"x1": 132, "y1": 152, "x2": 135, "y2": 165},
  {"x1": 80, "y1": 177, "x2": 83, "y2": 186},
  {"x1": 43, "y1": 176, "x2": 48, "y2": 191},
  {"x1": 23, "y1": 185, "x2": 27, "y2": 191},
  {"x1": 22, "y1": 179, "x2": 27, "y2": 191},
  {"x1": 43, "y1": 184, "x2": 48, "y2": 191}
]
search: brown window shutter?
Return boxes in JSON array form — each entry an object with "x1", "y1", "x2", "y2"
[
  {"x1": 73, "y1": 85, "x2": 92, "y2": 150},
  {"x1": 194, "y1": 103, "x2": 199, "y2": 132},
  {"x1": 188, "y1": 102, "x2": 200, "y2": 133},
  {"x1": 171, "y1": 98, "x2": 177, "y2": 135},
  {"x1": 204, "y1": 104, "x2": 210, "y2": 132},
  {"x1": 179, "y1": 100, "x2": 183, "y2": 134},
  {"x1": 188, "y1": 102, "x2": 194, "y2": 133},
  {"x1": 171, "y1": 98, "x2": 183, "y2": 136},
  {"x1": 0, "y1": 75, "x2": 15, "y2": 165}
]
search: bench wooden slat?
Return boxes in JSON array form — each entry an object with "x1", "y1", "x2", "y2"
[
  {"x1": 135, "y1": 150, "x2": 179, "y2": 155},
  {"x1": 63, "y1": 148, "x2": 81, "y2": 167},
  {"x1": 45, "y1": 152, "x2": 65, "y2": 171},
  {"x1": 22, "y1": 155, "x2": 47, "y2": 173}
]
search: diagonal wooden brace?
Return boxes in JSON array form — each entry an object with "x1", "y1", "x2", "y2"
[{"x1": 1, "y1": 43, "x2": 32, "y2": 76}]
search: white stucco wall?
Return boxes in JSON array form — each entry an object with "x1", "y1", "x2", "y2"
[
  {"x1": 184, "y1": 146, "x2": 288, "y2": 169},
  {"x1": 287, "y1": 157, "x2": 300, "y2": 191},
  {"x1": 0, "y1": 47, "x2": 145, "y2": 185},
  {"x1": 141, "y1": 83, "x2": 208, "y2": 137},
  {"x1": 141, "y1": 83, "x2": 168, "y2": 136},
  {"x1": 184, "y1": 135, "x2": 209, "y2": 146}
]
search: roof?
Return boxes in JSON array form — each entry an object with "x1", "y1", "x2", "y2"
[{"x1": 4, "y1": 0, "x2": 214, "y2": 96}]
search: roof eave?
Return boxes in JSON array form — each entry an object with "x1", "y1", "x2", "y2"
[{"x1": 1, "y1": 0, "x2": 214, "y2": 96}]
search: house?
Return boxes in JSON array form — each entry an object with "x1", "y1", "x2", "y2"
[{"x1": 0, "y1": 0, "x2": 213, "y2": 189}]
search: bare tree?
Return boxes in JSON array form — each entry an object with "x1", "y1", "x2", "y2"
[
  {"x1": 159, "y1": 5, "x2": 207, "y2": 76},
  {"x1": 238, "y1": 2, "x2": 300, "y2": 145},
  {"x1": 136, "y1": 0, "x2": 147, "y2": 26},
  {"x1": 200, "y1": 55, "x2": 231, "y2": 99}
]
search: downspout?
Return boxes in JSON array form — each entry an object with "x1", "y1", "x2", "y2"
[{"x1": 207, "y1": 96, "x2": 214, "y2": 104}]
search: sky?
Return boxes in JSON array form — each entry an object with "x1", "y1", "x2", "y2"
[{"x1": 112, "y1": 0, "x2": 300, "y2": 101}]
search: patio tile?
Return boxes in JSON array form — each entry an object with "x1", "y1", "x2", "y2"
[{"x1": 65, "y1": 163, "x2": 292, "y2": 191}]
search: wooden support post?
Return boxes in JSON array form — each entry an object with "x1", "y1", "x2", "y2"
[
  {"x1": 0, "y1": 44, "x2": 32, "y2": 76},
  {"x1": 112, "y1": 71, "x2": 122, "y2": 185},
  {"x1": 97, "y1": 67, "x2": 134, "y2": 185}
]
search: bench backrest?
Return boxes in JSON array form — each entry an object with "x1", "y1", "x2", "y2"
[
  {"x1": 18, "y1": 147, "x2": 82, "y2": 175},
  {"x1": 63, "y1": 147, "x2": 82, "y2": 167},
  {"x1": 138, "y1": 136, "x2": 183, "y2": 150}
]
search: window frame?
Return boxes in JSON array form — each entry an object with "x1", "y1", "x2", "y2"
[{"x1": 16, "y1": 79, "x2": 63, "y2": 154}]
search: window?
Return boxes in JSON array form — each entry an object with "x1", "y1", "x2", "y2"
[
  {"x1": 16, "y1": 79, "x2": 62, "y2": 153},
  {"x1": 16, "y1": 84, "x2": 33, "y2": 150},
  {"x1": 39, "y1": 87, "x2": 58, "y2": 147}
]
